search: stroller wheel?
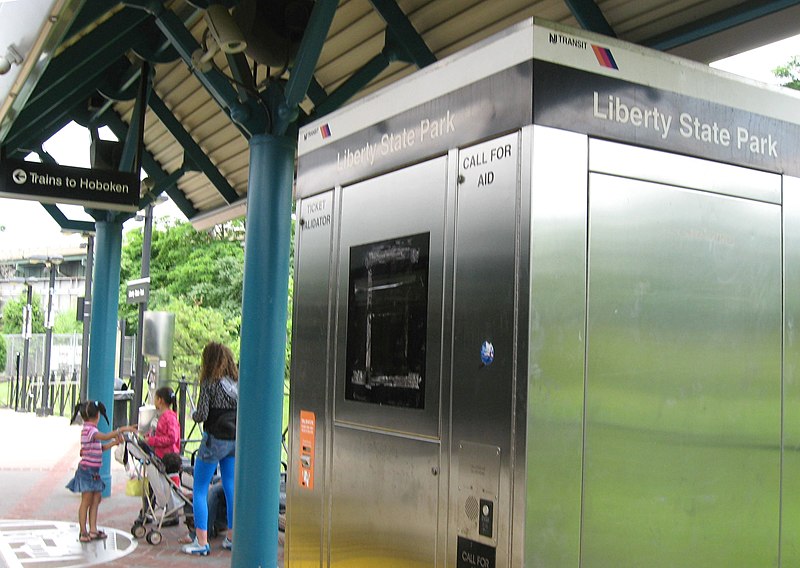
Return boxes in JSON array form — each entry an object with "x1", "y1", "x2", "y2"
[
  {"x1": 131, "y1": 523, "x2": 146, "y2": 539},
  {"x1": 146, "y1": 530, "x2": 163, "y2": 545}
]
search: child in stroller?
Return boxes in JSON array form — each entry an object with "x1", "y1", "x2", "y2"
[{"x1": 122, "y1": 433, "x2": 193, "y2": 545}]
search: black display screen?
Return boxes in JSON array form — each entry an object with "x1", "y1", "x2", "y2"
[{"x1": 345, "y1": 233, "x2": 430, "y2": 409}]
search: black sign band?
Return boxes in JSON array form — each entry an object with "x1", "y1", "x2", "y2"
[
  {"x1": 297, "y1": 62, "x2": 533, "y2": 197},
  {"x1": 298, "y1": 57, "x2": 800, "y2": 198},
  {"x1": 532, "y1": 60, "x2": 800, "y2": 177}
]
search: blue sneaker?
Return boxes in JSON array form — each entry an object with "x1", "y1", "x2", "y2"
[
  {"x1": 222, "y1": 537, "x2": 233, "y2": 550},
  {"x1": 182, "y1": 538, "x2": 210, "y2": 556}
]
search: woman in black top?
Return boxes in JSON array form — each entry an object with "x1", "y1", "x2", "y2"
[{"x1": 182, "y1": 341, "x2": 238, "y2": 556}]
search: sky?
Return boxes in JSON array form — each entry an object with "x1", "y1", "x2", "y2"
[
  {"x1": 710, "y1": 33, "x2": 800, "y2": 83},
  {"x1": 1, "y1": 32, "x2": 800, "y2": 255}
]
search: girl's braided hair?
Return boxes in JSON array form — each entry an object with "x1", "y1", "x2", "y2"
[{"x1": 70, "y1": 400, "x2": 110, "y2": 425}]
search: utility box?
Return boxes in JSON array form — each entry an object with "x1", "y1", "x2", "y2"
[
  {"x1": 142, "y1": 310, "x2": 175, "y2": 387},
  {"x1": 288, "y1": 18, "x2": 800, "y2": 567}
]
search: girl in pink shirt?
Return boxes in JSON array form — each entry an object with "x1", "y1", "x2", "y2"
[
  {"x1": 66, "y1": 401, "x2": 123, "y2": 543},
  {"x1": 147, "y1": 386, "x2": 181, "y2": 459},
  {"x1": 146, "y1": 387, "x2": 182, "y2": 486}
]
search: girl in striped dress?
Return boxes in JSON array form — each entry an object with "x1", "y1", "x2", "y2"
[{"x1": 66, "y1": 401, "x2": 123, "y2": 542}]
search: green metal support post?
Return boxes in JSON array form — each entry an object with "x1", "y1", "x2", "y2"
[
  {"x1": 232, "y1": 134, "x2": 295, "y2": 567},
  {"x1": 86, "y1": 215, "x2": 124, "y2": 498}
]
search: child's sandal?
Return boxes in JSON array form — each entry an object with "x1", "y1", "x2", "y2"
[
  {"x1": 89, "y1": 530, "x2": 107, "y2": 540},
  {"x1": 79, "y1": 533, "x2": 91, "y2": 543}
]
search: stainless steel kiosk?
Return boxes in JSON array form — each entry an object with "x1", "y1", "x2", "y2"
[{"x1": 287, "y1": 18, "x2": 800, "y2": 567}]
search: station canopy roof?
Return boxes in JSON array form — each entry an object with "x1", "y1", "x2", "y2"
[{"x1": 1, "y1": 0, "x2": 799, "y2": 230}]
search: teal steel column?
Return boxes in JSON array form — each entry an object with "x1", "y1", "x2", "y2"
[
  {"x1": 232, "y1": 134, "x2": 294, "y2": 567},
  {"x1": 87, "y1": 217, "x2": 123, "y2": 498}
]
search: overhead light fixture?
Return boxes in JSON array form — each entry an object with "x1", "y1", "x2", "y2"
[
  {"x1": 191, "y1": 198, "x2": 247, "y2": 231},
  {"x1": 204, "y1": 4, "x2": 247, "y2": 54},
  {"x1": 0, "y1": 44, "x2": 22, "y2": 76},
  {"x1": 192, "y1": 4, "x2": 247, "y2": 73}
]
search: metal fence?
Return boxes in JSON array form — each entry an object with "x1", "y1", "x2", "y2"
[
  {"x1": 4, "y1": 368, "x2": 80, "y2": 416},
  {"x1": 1, "y1": 334, "x2": 136, "y2": 378},
  {"x1": 1, "y1": 334, "x2": 136, "y2": 417}
]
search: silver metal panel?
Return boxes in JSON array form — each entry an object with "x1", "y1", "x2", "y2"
[
  {"x1": 450, "y1": 132, "x2": 520, "y2": 567},
  {"x1": 525, "y1": 125, "x2": 588, "y2": 567},
  {"x1": 457, "y1": 441, "x2": 501, "y2": 545},
  {"x1": 142, "y1": 311, "x2": 175, "y2": 360},
  {"x1": 327, "y1": 157, "x2": 447, "y2": 565},
  {"x1": 329, "y1": 426, "x2": 440, "y2": 568},
  {"x1": 287, "y1": 191, "x2": 336, "y2": 568},
  {"x1": 782, "y1": 175, "x2": 800, "y2": 566},
  {"x1": 589, "y1": 138, "x2": 782, "y2": 204},
  {"x1": 511, "y1": 125, "x2": 533, "y2": 568},
  {"x1": 334, "y1": 156, "x2": 448, "y2": 439},
  {"x1": 582, "y1": 172, "x2": 782, "y2": 566}
]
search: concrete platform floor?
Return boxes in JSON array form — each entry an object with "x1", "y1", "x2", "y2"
[{"x1": 0, "y1": 409, "x2": 284, "y2": 567}]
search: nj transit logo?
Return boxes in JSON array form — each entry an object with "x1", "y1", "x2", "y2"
[
  {"x1": 548, "y1": 32, "x2": 619, "y2": 71},
  {"x1": 591, "y1": 45, "x2": 619, "y2": 70},
  {"x1": 302, "y1": 123, "x2": 332, "y2": 142}
]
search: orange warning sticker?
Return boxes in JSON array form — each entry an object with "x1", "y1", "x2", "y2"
[{"x1": 298, "y1": 410, "x2": 316, "y2": 490}]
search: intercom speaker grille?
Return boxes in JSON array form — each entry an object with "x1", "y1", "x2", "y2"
[{"x1": 465, "y1": 496, "x2": 479, "y2": 521}]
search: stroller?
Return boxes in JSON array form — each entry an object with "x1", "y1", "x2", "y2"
[{"x1": 121, "y1": 432, "x2": 193, "y2": 545}]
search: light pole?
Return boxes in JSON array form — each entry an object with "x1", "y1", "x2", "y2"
[
  {"x1": 131, "y1": 196, "x2": 164, "y2": 426},
  {"x1": 10, "y1": 277, "x2": 36, "y2": 412},
  {"x1": 31, "y1": 254, "x2": 63, "y2": 417},
  {"x1": 79, "y1": 234, "x2": 94, "y2": 402}
]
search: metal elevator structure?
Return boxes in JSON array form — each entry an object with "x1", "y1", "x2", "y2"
[{"x1": 3, "y1": 2, "x2": 800, "y2": 567}]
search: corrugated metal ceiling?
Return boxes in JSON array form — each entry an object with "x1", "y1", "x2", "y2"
[{"x1": 5, "y1": 0, "x2": 800, "y2": 223}]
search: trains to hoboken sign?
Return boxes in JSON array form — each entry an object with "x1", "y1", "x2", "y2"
[{"x1": 0, "y1": 158, "x2": 140, "y2": 211}]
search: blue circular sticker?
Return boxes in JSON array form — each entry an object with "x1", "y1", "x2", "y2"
[{"x1": 480, "y1": 341, "x2": 495, "y2": 366}]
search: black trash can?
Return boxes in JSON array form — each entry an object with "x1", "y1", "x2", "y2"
[{"x1": 113, "y1": 389, "x2": 134, "y2": 429}]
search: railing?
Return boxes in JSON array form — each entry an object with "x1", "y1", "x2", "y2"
[
  {"x1": 172, "y1": 375, "x2": 202, "y2": 456},
  {"x1": 3, "y1": 369, "x2": 216, "y2": 461},
  {"x1": 5, "y1": 364, "x2": 79, "y2": 417}
]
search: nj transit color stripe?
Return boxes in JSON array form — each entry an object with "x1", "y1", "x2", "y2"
[{"x1": 592, "y1": 45, "x2": 618, "y2": 70}]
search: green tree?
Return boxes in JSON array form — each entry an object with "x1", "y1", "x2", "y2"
[
  {"x1": 2, "y1": 292, "x2": 45, "y2": 334},
  {"x1": 0, "y1": 335, "x2": 7, "y2": 372},
  {"x1": 163, "y1": 298, "x2": 240, "y2": 382},
  {"x1": 774, "y1": 56, "x2": 800, "y2": 90},
  {"x1": 54, "y1": 310, "x2": 83, "y2": 334},
  {"x1": 119, "y1": 219, "x2": 245, "y2": 332},
  {"x1": 116, "y1": 215, "x2": 296, "y2": 390}
]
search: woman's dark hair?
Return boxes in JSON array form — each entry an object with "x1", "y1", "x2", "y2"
[
  {"x1": 155, "y1": 386, "x2": 177, "y2": 412},
  {"x1": 200, "y1": 341, "x2": 239, "y2": 383},
  {"x1": 70, "y1": 400, "x2": 109, "y2": 425}
]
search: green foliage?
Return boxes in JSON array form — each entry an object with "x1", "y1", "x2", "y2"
[
  {"x1": 117, "y1": 216, "x2": 296, "y2": 388},
  {"x1": 0, "y1": 335, "x2": 6, "y2": 371},
  {"x1": 119, "y1": 219, "x2": 245, "y2": 333},
  {"x1": 285, "y1": 218, "x2": 295, "y2": 389},
  {"x1": 118, "y1": 219, "x2": 245, "y2": 383},
  {"x1": 2, "y1": 292, "x2": 45, "y2": 334},
  {"x1": 53, "y1": 310, "x2": 83, "y2": 334},
  {"x1": 774, "y1": 55, "x2": 800, "y2": 90},
  {"x1": 165, "y1": 297, "x2": 240, "y2": 381}
]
